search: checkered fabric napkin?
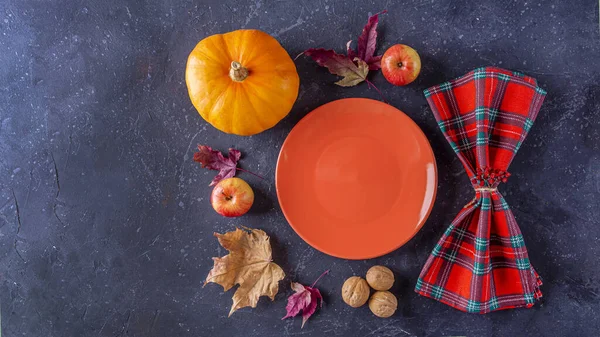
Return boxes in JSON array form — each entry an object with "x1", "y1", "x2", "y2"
[{"x1": 415, "y1": 67, "x2": 546, "y2": 313}]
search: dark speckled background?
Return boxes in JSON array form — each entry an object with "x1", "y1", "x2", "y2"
[{"x1": 1, "y1": 0, "x2": 599, "y2": 336}]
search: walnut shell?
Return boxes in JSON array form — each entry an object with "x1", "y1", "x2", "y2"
[
  {"x1": 368, "y1": 291, "x2": 398, "y2": 318},
  {"x1": 342, "y1": 276, "x2": 370, "y2": 308},
  {"x1": 366, "y1": 265, "x2": 394, "y2": 291}
]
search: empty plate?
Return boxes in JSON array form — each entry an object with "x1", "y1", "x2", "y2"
[{"x1": 276, "y1": 98, "x2": 437, "y2": 259}]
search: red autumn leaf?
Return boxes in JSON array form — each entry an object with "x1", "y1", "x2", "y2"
[
  {"x1": 302, "y1": 49, "x2": 369, "y2": 87},
  {"x1": 282, "y1": 270, "x2": 329, "y2": 328},
  {"x1": 193, "y1": 145, "x2": 241, "y2": 186},
  {"x1": 347, "y1": 10, "x2": 387, "y2": 70},
  {"x1": 300, "y1": 11, "x2": 387, "y2": 101}
]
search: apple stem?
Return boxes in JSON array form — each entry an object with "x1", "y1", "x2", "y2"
[
  {"x1": 311, "y1": 269, "x2": 330, "y2": 288},
  {"x1": 365, "y1": 79, "x2": 388, "y2": 103},
  {"x1": 236, "y1": 167, "x2": 265, "y2": 181}
]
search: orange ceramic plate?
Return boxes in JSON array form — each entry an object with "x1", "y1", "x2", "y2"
[{"x1": 276, "y1": 98, "x2": 437, "y2": 259}]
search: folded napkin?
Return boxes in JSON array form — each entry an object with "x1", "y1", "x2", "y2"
[{"x1": 415, "y1": 67, "x2": 546, "y2": 313}]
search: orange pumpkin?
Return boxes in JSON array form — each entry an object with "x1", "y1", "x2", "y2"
[{"x1": 185, "y1": 30, "x2": 300, "y2": 136}]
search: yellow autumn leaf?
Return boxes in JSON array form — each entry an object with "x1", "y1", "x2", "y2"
[
  {"x1": 335, "y1": 58, "x2": 369, "y2": 87},
  {"x1": 204, "y1": 227, "x2": 285, "y2": 316}
]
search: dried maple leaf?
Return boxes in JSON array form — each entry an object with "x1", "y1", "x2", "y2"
[
  {"x1": 299, "y1": 11, "x2": 387, "y2": 101},
  {"x1": 303, "y1": 50, "x2": 369, "y2": 87},
  {"x1": 194, "y1": 145, "x2": 241, "y2": 186},
  {"x1": 193, "y1": 145, "x2": 263, "y2": 186},
  {"x1": 346, "y1": 10, "x2": 387, "y2": 70},
  {"x1": 282, "y1": 270, "x2": 329, "y2": 328},
  {"x1": 205, "y1": 227, "x2": 285, "y2": 317}
]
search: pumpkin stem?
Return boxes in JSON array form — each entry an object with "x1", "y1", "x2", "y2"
[{"x1": 229, "y1": 61, "x2": 249, "y2": 82}]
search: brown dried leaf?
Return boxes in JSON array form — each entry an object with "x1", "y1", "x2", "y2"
[{"x1": 205, "y1": 227, "x2": 285, "y2": 316}]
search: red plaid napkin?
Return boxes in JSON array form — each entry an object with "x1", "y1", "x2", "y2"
[{"x1": 415, "y1": 67, "x2": 546, "y2": 313}]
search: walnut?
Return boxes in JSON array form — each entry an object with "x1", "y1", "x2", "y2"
[
  {"x1": 366, "y1": 265, "x2": 394, "y2": 291},
  {"x1": 369, "y1": 291, "x2": 398, "y2": 318},
  {"x1": 342, "y1": 276, "x2": 370, "y2": 308}
]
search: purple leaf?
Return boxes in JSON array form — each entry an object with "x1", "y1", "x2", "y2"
[
  {"x1": 356, "y1": 10, "x2": 387, "y2": 63},
  {"x1": 310, "y1": 287, "x2": 323, "y2": 308},
  {"x1": 301, "y1": 288, "x2": 320, "y2": 328},
  {"x1": 193, "y1": 145, "x2": 241, "y2": 186},
  {"x1": 282, "y1": 283, "x2": 312, "y2": 320},
  {"x1": 281, "y1": 270, "x2": 329, "y2": 329},
  {"x1": 367, "y1": 55, "x2": 382, "y2": 70},
  {"x1": 300, "y1": 11, "x2": 387, "y2": 101},
  {"x1": 303, "y1": 49, "x2": 369, "y2": 87}
]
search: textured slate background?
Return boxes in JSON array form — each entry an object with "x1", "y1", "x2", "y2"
[{"x1": 1, "y1": 0, "x2": 599, "y2": 336}]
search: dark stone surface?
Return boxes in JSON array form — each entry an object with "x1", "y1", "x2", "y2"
[{"x1": 1, "y1": 0, "x2": 599, "y2": 336}]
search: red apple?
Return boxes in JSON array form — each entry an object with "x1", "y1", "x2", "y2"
[
  {"x1": 381, "y1": 44, "x2": 421, "y2": 86},
  {"x1": 210, "y1": 177, "x2": 254, "y2": 217}
]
